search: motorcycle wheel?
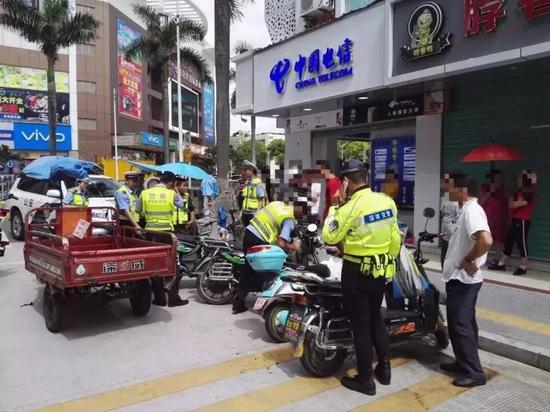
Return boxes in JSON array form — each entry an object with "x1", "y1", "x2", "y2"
[
  {"x1": 196, "y1": 258, "x2": 233, "y2": 305},
  {"x1": 301, "y1": 323, "x2": 346, "y2": 377},
  {"x1": 435, "y1": 326, "x2": 450, "y2": 349},
  {"x1": 265, "y1": 302, "x2": 290, "y2": 343}
]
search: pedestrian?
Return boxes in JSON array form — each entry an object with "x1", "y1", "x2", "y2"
[
  {"x1": 479, "y1": 170, "x2": 508, "y2": 264},
  {"x1": 173, "y1": 177, "x2": 196, "y2": 236},
  {"x1": 381, "y1": 169, "x2": 399, "y2": 201},
  {"x1": 489, "y1": 170, "x2": 537, "y2": 276},
  {"x1": 63, "y1": 177, "x2": 90, "y2": 206},
  {"x1": 232, "y1": 200, "x2": 304, "y2": 314},
  {"x1": 200, "y1": 175, "x2": 219, "y2": 216},
  {"x1": 315, "y1": 160, "x2": 342, "y2": 220},
  {"x1": 441, "y1": 173, "x2": 493, "y2": 388},
  {"x1": 136, "y1": 171, "x2": 189, "y2": 307},
  {"x1": 322, "y1": 160, "x2": 401, "y2": 395},
  {"x1": 115, "y1": 171, "x2": 142, "y2": 229},
  {"x1": 240, "y1": 160, "x2": 266, "y2": 227},
  {"x1": 440, "y1": 173, "x2": 461, "y2": 269}
]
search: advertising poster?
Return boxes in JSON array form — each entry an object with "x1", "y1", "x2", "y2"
[
  {"x1": 371, "y1": 138, "x2": 394, "y2": 194},
  {"x1": 13, "y1": 122, "x2": 72, "y2": 151},
  {"x1": 397, "y1": 137, "x2": 416, "y2": 208},
  {"x1": 0, "y1": 64, "x2": 69, "y2": 93},
  {"x1": 0, "y1": 87, "x2": 69, "y2": 122},
  {"x1": 203, "y1": 82, "x2": 215, "y2": 144},
  {"x1": 169, "y1": 80, "x2": 199, "y2": 134},
  {"x1": 117, "y1": 19, "x2": 142, "y2": 120}
]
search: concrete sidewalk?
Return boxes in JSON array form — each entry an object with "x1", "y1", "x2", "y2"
[{"x1": 423, "y1": 254, "x2": 550, "y2": 372}]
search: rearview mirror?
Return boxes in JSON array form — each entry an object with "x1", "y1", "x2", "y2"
[
  {"x1": 423, "y1": 207, "x2": 435, "y2": 219},
  {"x1": 46, "y1": 189, "x2": 61, "y2": 198}
]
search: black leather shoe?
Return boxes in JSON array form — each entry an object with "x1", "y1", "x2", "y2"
[
  {"x1": 440, "y1": 362, "x2": 467, "y2": 373},
  {"x1": 452, "y1": 376, "x2": 486, "y2": 387},
  {"x1": 168, "y1": 295, "x2": 189, "y2": 307},
  {"x1": 341, "y1": 376, "x2": 376, "y2": 396},
  {"x1": 488, "y1": 263, "x2": 506, "y2": 271},
  {"x1": 374, "y1": 358, "x2": 391, "y2": 385},
  {"x1": 513, "y1": 268, "x2": 527, "y2": 276},
  {"x1": 232, "y1": 299, "x2": 247, "y2": 314}
]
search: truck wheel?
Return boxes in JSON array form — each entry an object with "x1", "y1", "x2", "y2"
[
  {"x1": 130, "y1": 280, "x2": 152, "y2": 316},
  {"x1": 435, "y1": 326, "x2": 449, "y2": 349},
  {"x1": 300, "y1": 324, "x2": 346, "y2": 377},
  {"x1": 265, "y1": 302, "x2": 290, "y2": 343},
  {"x1": 43, "y1": 286, "x2": 64, "y2": 333},
  {"x1": 10, "y1": 209, "x2": 24, "y2": 241}
]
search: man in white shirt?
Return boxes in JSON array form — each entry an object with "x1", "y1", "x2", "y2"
[
  {"x1": 442, "y1": 173, "x2": 493, "y2": 388},
  {"x1": 440, "y1": 173, "x2": 461, "y2": 268}
]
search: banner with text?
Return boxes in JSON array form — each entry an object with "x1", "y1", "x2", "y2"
[{"x1": 117, "y1": 19, "x2": 142, "y2": 120}]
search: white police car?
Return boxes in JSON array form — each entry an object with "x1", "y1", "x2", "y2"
[{"x1": 5, "y1": 175, "x2": 121, "y2": 240}]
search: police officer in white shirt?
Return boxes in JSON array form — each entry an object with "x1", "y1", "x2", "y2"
[{"x1": 441, "y1": 173, "x2": 493, "y2": 388}]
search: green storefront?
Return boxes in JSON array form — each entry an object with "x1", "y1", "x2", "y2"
[{"x1": 442, "y1": 61, "x2": 550, "y2": 260}]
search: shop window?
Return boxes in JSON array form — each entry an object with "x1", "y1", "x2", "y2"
[
  {"x1": 77, "y1": 80, "x2": 96, "y2": 94},
  {"x1": 346, "y1": 0, "x2": 377, "y2": 13},
  {"x1": 79, "y1": 118, "x2": 97, "y2": 130}
]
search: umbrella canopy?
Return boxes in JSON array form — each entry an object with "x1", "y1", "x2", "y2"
[
  {"x1": 22, "y1": 156, "x2": 101, "y2": 181},
  {"x1": 461, "y1": 144, "x2": 524, "y2": 163},
  {"x1": 127, "y1": 161, "x2": 211, "y2": 181}
]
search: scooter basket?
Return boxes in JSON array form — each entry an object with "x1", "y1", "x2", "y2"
[{"x1": 246, "y1": 245, "x2": 287, "y2": 272}]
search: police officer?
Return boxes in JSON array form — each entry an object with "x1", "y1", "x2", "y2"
[
  {"x1": 136, "y1": 171, "x2": 189, "y2": 307},
  {"x1": 322, "y1": 160, "x2": 401, "y2": 396},
  {"x1": 240, "y1": 160, "x2": 266, "y2": 227},
  {"x1": 173, "y1": 177, "x2": 196, "y2": 235},
  {"x1": 63, "y1": 177, "x2": 90, "y2": 206},
  {"x1": 233, "y1": 200, "x2": 303, "y2": 314},
  {"x1": 115, "y1": 171, "x2": 142, "y2": 229}
]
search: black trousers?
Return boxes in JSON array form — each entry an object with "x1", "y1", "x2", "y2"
[
  {"x1": 440, "y1": 239, "x2": 449, "y2": 270},
  {"x1": 446, "y1": 280, "x2": 485, "y2": 380},
  {"x1": 242, "y1": 213, "x2": 255, "y2": 227},
  {"x1": 504, "y1": 218, "x2": 531, "y2": 258},
  {"x1": 341, "y1": 261, "x2": 389, "y2": 377},
  {"x1": 237, "y1": 230, "x2": 268, "y2": 301}
]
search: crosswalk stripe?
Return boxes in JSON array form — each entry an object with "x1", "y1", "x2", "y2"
[
  {"x1": 475, "y1": 307, "x2": 550, "y2": 336},
  {"x1": 35, "y1": 347, "x2": 294, "y2": 412},
  {"x1": 352, "y1": 369, "x2": 499, "y2": 412},
  {"x1": 197, "y1": 357, "x2": 411, "y2": 412}
]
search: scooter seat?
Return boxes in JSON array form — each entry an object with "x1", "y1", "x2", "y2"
[
  {"x1": 284, "y1": 262, "x2": 331, "y2": 278},
  {"x1": 176, "y1": 234, "x2": 200, "y2": 243}
]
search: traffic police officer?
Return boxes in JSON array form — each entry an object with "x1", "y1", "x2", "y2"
[
  {"x1": 115, "y1": 171, "x2": 142, "y2": 229},
  {"x1": 173, "y1": 177, "x2": 196, "y2": 235},
  {"x1": 240, "y1": 160, "x2": 266, "y2": 227},
  {"x1": 63, "y1": 177, "x2": 90, "y2": 206},
  {"x1": 136, "y1": 171, "x2": 188, "y2": 307},
  {"x1": 322, "y1": 160, "x2": 401, "y2": 396},
  {"x1": 233, "y1": 200, "x2": 303, "y2": 314}
]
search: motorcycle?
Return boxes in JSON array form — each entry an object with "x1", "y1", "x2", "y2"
[
  {"x1": 282, "y1": 207, "x2": 449, "y2": 377},
  {"x1": 244, "y1": 223, "x2": 332, "y2": 343}
]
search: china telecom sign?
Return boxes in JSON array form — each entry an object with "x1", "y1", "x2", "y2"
[{"x1": 269, "y1": 38, "x2": 354, "y2": 95}]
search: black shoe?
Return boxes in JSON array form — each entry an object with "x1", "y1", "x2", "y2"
[
  {"x1": 232, "y1": 297, "x2": 247, "y2": 314},
  {"x1": 452, "y1": 376, "x2": 486, "y2": 387},
  {"x1": 513, "y1": 268, "x2": 527, "y2": 276},
  {"x1": 168, "y1": 295, "x2": 189, "y2": 307},
  {"x1": 440, "y1": 362, "x2": 467, "y2": 374},
  {"x1": 341, "y1": 375, "x2": 376, "y2": 396},
  {"x1": 374, "y1": 358, "x2": 391, "y2": 385},
  {"x1": 488, "y1": 263, "x2": 506, "y2": 271}
]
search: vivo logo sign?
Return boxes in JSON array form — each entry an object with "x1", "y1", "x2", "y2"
[
  {"x1": 13, "y1": 122, "x2": 72, "y2": 151},
  {"x1": 140, "y1": 131, "x2": 164, "y2": 148}
]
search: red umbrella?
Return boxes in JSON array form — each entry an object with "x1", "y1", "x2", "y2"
[{"x1": 461, "y1": 144, "x2": 524, "y2": 163}]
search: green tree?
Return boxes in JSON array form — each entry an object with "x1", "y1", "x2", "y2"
[
  {"x1": 230, "y1": 139, "x2": 266, "y2": 171},
  {"x1": 267, "y1": 139, "x2": 285, "y2": 166},
  {"x1": 0, "y1": 0, "x2": 99, "y2": 155},
  {"x1": 125, "y1": 4, "x2": 210, "y2": 161},
  {"x1": 337, "y1": 141, "x2": 370, "y2": 163},
  {"x1": 216, "y1": 0, "x2": 254, "y2": 181}
]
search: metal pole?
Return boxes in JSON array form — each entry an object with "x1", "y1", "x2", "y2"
[
  {"x1": 176, "y1": 12, "x2": 184, "y2": 163},
  {"x1": 251, "y1": 115, "x2": 256, "y2": 165},
  {"x1": 113, "y1": 87, "x2": 119, "y2": 181}
]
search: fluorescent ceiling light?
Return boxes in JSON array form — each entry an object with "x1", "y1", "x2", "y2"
[
  {"x1": 358, "y1": 96, "x2": 369, "y2": 100},
  {"x1": 303, "y1": 108, "x2": 312, "y2": 112}
]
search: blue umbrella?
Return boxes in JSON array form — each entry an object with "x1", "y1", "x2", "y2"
[
  {"x1": 22, "y1": 156, "x2": 100, "y2": 181},
  {"x1": 128, "y1": 161, "x2": 211, "y2": 181}
]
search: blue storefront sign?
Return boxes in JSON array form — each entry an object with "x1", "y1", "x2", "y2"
[
  {"x1": 140, "y1": 131, "x2": 164, "y2": 147},
  {"x1": 270, "y1": 38, "x2": 354, "y2": 95},
  {"x1": 13, "y1": 122, "x2": 72, "y2": 151},
  {"x1": 397, "y1": 137, "x2": 416, "y2": 208},
  {"x1": 203, "y1": 82, "x2": 215, "y2": 145}
]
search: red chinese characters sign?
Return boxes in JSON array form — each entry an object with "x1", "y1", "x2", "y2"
[
  {"x1": 117, "y1": 19, "x2": 142, "y2": 120},
  {"x1": 518, "y1": 0, "x2": 550, "y2": 20}
]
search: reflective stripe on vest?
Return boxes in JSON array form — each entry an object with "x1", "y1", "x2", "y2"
[
  {"x1": 70, "y1": 189, "x2": 89, "y2": 207},
  {"x1": 250, "y1": 201, "x2": 294, "y2": 244},
  {"x1": 116, "y1": 185, "x2": 139, "y2": 221},
  {"x1": 173, "y1": 192, "x2": 189, "y2": 225},
  {"x1": 142, "y1": 186, "x2": 175, "y2": 231},
  {"x1": 242, "y1": 177, "x2": 263, "y2": 211}
]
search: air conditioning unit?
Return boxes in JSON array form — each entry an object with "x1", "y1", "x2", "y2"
[{"x1": 301, "y1": 0, "x2": 334, "y2": 18}]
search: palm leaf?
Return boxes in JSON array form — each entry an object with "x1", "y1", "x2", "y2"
[
  {"x1": 234, "y1": 40, "x2": 253, "y2": 54},
  {"x1": 179, "y1": 47, "x2": 212, "y2": 83},
  {"x1": 176, "y1": 18, "x2": 207, "y2": 42},
  {"x1": 132, "y1": 4, "x2": 162, "y2": 30},
  {"x1": 0, "y1": 0, "x2": 43, "y2": 43},
  {"x1": 228, "y1": 0, "x2": 255, "y2": 22},
  {"x1": 58, "y1": 12, "x2": 100, "y2": 47}
]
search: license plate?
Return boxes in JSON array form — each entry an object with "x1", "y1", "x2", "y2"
[
  {"x1": 253, "y1": 297, "x2": 267, "y2": 311},
  {"x1": 285, "y1": 304, "x2": 306, "y2": 342}
]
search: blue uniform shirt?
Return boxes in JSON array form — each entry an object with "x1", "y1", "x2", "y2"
[{"x1": 247, "y1": 218, "x2": 295, "y2": 243}]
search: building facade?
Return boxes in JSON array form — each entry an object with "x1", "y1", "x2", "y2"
[{"x1": 234, "y1": 0, "x2": 550, "y2": 263}]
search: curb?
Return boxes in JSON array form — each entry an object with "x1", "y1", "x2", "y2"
[{"x1": 479, "y1": 330, "x2": 550, "y2": 372}]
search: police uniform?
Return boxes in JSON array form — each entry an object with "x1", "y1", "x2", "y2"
[
  {"x1": 63, "y1": 178, "x2": 90, "y2": 206},
  {"x1": 322, "y1": 160, "x2": 401, "y2": 393},
  {"x1": 233, "y1": 201, "x2": 296, "y2": 313},
  {"x1": 115, "y1": 172, "x2": 141, "y2": 227},
  {"x1": 173, "y1": 192, "x2": 196, "y2": 235},
  {"x1": 241, "y1": 164, "x2": 266, "y2": 226}
]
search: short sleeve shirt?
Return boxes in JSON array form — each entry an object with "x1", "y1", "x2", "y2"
[{"x1": 442, "y1": 198, "x2": 491, "y2": 284}]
